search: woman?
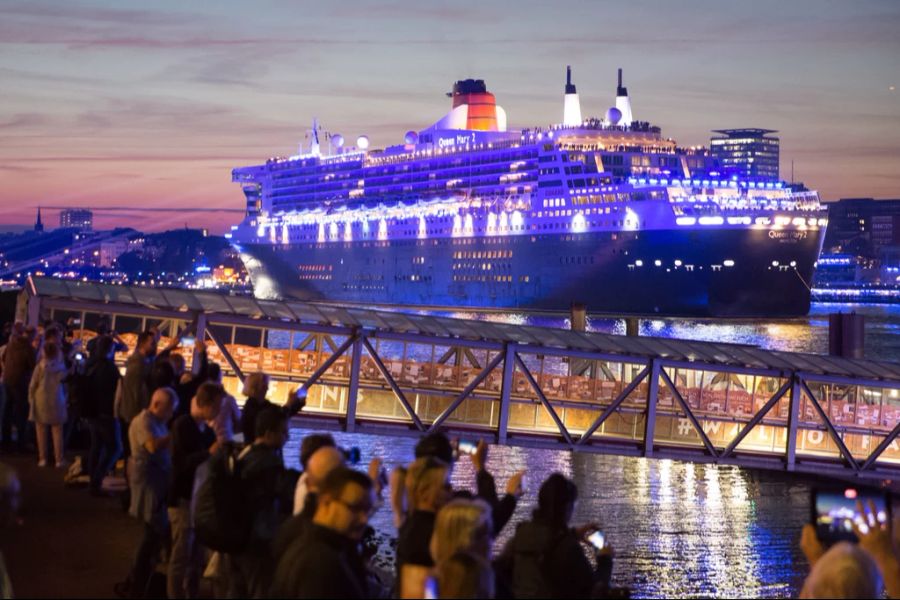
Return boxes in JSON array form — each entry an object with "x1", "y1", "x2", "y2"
[
  {"x1": 28, "y1": 341, "x2": 68, "y2": 467},
  {"x1": 430, "y1": 498, "x2": 493, "y2": 566},
  {"x1": 433, "y1": 551, "x2": 495, "y2": 599}
]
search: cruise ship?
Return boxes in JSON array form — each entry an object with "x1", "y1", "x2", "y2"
[{"x1": 229, "y1": 69, "x2": 827, "y2": 317}]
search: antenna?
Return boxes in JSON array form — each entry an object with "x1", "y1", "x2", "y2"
[{"x1": 791, "y1": 160, "x2": 795, "y2": 184}]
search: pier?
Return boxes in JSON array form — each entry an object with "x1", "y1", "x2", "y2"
[{"x1": 23, "y1": 276, "x2": 900, "y2": 481}]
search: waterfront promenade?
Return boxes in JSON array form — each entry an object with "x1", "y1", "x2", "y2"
[{"x1": 0, "y1": 456, "x2": 140, "y2": 598}]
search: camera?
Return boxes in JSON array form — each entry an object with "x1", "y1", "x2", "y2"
[
  {"x1": 587, "y1": 530, "x2": 606, "y2": 551},
  {"x1": 457, "y1": 438, "x2": 478, "y2": 456},
  {"x1": 341, "y1": 446, "x2": 361, "y2": 465}
]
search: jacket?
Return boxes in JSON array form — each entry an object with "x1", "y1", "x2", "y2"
[
  {"x1": 3, "y1": 336, "x2": 35, "y2": 389},
  {"x1": 28, "y1": 357, "x2": 68, "y2": 425},
  {"x1": 119, "y1": 351, "x2": 151, "y2": 423},
  {"x1": 495, "y1": 518, "x2": 608, "y2": 600}
]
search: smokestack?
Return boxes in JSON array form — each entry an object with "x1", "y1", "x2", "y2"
[
  {"x1": 615, "y1": 67, "x2": 633, "y2": 127},
  {"x1": 563, "y1": 65, "x2": 582, "y2": 127}
]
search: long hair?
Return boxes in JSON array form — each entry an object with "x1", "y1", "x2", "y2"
[
  {"x1": 405, "y1": 456, "x2": 448, "y2": 509},
  {"x1": 436, "y1": 550, "x2": 495, "y2": 599},
  {"x1": 430, "y1": 498, "x2": 493, "y2": 565}
]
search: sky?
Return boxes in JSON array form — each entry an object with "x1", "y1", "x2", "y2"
[{"x1": 1, "y1": 0, "x2": 898, "y2": 234}]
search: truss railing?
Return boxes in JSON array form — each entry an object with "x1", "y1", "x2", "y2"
[{"x1": 29, "y1": 292, "x2": 900, "y2": 481}]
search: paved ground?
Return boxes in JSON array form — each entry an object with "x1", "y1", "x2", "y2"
[{"x1": 0, "y1": 455, "x2": 142, "y2": 599}]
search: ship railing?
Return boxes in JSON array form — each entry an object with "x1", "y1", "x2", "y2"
[{"x1": 30, "y1": 283, "x2": 900, "y2": 480}]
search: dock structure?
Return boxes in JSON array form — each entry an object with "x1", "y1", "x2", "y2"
[{"x1": 22, "y1": 277, "x2": 900, "y2": 481}]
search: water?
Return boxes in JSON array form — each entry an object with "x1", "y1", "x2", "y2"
[
  {"x1": 410, "y1": 302, "x2": 900, "y2": 362},
  {"x1": 285, "y1": 428, "x2": 812, "y2": 599}
]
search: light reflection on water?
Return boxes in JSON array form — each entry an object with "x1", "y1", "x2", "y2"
[
  {"x1": 272, "y1": 303, "x2": 900, "y2": 596},
  {"x1": 406, "y1": 303, "x2": 900, "y2": 362},
  {"x1": 285, "y1": 428, "x2": 810, "y2": 599}
]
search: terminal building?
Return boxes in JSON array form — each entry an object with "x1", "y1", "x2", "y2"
[
  {"x1": 59, "y1": 208, "x2": 93, "y2": 232},
  {"x1": 823, "y1": 198, "x2": 900, "y2": 255},
  {"x1": 710, "y1": 128, "x2": 779, "y2": 180}
]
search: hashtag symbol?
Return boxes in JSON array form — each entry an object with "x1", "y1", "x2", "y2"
[{"x1": 677, "y1": 418, "x2": 692, "y2": 436}]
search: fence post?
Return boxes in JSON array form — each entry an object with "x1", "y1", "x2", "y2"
[
  {"x1": 497, "y1": 343, "x2": 516, "y2": 444},
  {"x1": 192, "y1": 312, "x2": 207, "y2": 376},
  {"x1": 643, "y1": 360, "x2": 661, "y2": 457},
  {"x1": 345, "y1": 331, "x2": 363, "y2": 433},
  {"x1": 786, "y1": 374, "x2": 802, "y2": 471}
]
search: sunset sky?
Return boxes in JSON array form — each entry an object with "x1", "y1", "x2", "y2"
[{"x1": 1, "y1": 0, "x2": 898, "y2": 233}]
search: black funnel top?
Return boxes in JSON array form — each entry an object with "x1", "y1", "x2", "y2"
[
  {"x1": 452, "y1": 79, "x2": 487, "y2": 95},
  {"x1": 617, "y1": 68, "x2": 628, "y2": 96},
  {"x1": 565, "y1": 66, "x2": 577, "y2": 94}
]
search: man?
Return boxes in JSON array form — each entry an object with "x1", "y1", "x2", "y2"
[
  {"x1": 207, "y1": 363, "x2": 241, "y2": 443},
  {"x1": 292, "y1": 433, "x2": 338, "y2": 516},
  {"x1": 168, "y1": 349, "x2": 208, "y2": 421},
  {"x1": 1, "y1": 326, "x2": 35, "y2": 453},
  {"x1": 83, "y1": 335, "x2": 123, "y2": 496},
  {"x1": 119, "y1": 332, "x2": 156, "y2": 426},
  {"x1": 234, "y1": 407, "x2": 297, "y2": 599},
  {"x1": 271, "y1": 467, "x2": 375, "y2": 599},
  {"x1": 168, "y1": 382, "x2": 224, "y2": 599},
  {"x1": 272, "y1": 443, "x2": 345, "y2": 561},
  {"x1": 127, "y1": 387, "x2": 177, "y2": 599},
  {"x1": 239, "y1": 372, "x2": 306, "y2": 445}
]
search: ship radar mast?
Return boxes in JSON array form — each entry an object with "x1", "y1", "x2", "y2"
[
  {"x1": 562, "y1": 65, "x2": 583, "y2": 126},
  {"x1": 309, "y1": 117, "x2": 321, "y2": 156},
  {"x1": 614, "y1": 68, "x2": 633, "y2": 127}
]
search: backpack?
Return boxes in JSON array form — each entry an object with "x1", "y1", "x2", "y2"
[
  {"x1": 66, "y1": 361, "x2": 92, "y2": 416},
  {"x1": 505, "y1": 523, "x2": 569, "y2": 600},
  {"x1": 193, "y1": 442, "x2": 252, "y2": 553}
]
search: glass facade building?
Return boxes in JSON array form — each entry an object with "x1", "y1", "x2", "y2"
[{"x1": 710, "y1": 129, "x2": 779, "y2": 180}]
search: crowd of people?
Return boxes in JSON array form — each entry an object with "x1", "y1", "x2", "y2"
[{"x1": 0, "y1": 318, "x2": 899, "y2": 598}]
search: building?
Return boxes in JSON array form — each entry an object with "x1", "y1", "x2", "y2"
[
  {"x1": 59, "y1": 208, "x2": 93, "y2": 231},
  {"x1": 823, "y1": 198, "x2": 900, "y2": 255},
  {"x1": 710, "y1": 129, "x2": 779, "y2": 180},
  {"x1": 34, "y1": 207, "x2": 44, "y2": 233}
]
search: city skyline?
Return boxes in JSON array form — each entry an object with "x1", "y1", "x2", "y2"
[{"x1": 1, "y1": 0, "x2": 898, "y2": 233}]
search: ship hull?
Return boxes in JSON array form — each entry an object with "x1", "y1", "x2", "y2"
[{"x1": 237, "y1": 227, "x2": 825, "y2": 318}]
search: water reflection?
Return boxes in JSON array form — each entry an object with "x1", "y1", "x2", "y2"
[
  {"x1": 405, "y1": 303, "x2": 900, "y2": 362},
  {"x1": 287, "y1": 427, "x2": 809, "y2": 599}
]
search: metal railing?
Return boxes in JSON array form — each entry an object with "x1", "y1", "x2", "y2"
[{"x1": 27, "y1": 286, "x2": 900, "y2": 482}]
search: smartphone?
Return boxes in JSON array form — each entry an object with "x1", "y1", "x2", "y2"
[
  {"x1": 458, "y1": 439, "x2": 478, "y2": 455},
  {"x1": 74, "y1": 352, "x2": 85, "y2": 362},
  {"x1": 812, "y1": 487, "x2": 890, "y2": 545},
  {"x1": 180, "y1": 335, "x2": 196, "y2": 347},
  {"x1": 587, "y1": 530, "x2": 606, "y2": 551},
  {"x1": 423, "y1": 576, "x2": 438, "y2": 600}
]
